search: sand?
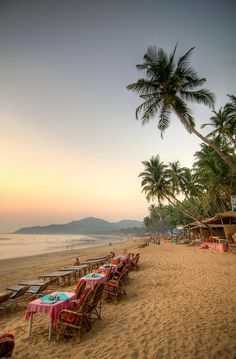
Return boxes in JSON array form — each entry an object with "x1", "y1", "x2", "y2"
[{"x1": 1, "y1": 239, "x2": 236, "y2": 359}]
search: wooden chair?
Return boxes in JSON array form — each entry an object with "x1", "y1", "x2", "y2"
[
  {"x1": 103, "y1": 272, "x2": 126, "y2": 304},
  {"x1": 57, "y1": 287, "x2": 94, "y2": 343},
  {"x1": 26, "y1": 279, "x2": 55, "y2": 300},
  {"x1": 131, "y1": 253, "x2": 140, "y2": 271},
  {"x1": 88, "y1": 282, "x2": 104, "y2": 323},
  {"x1": 0, "y1": 333, "x2": 15, "y2": 357},
  {"x1": 120, "y1": 264, "x2": 131, "y2": 286},
  {"x1": 5, "y1": 286, "x2": 30, "y2": 312},
  {"x1": 0, "y1": 292, "x2": 12, "y2": 314},
  {"x1": 68, "y1": 280, "x2": 87, "y2": 311}
]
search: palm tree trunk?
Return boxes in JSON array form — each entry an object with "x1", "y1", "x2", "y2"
[
  {"x1": 190, "y1": 126, "x2": 236, "y2": 174},
  {"x1": 162, "y1": 193, "x2": 209, "y2": 228}
]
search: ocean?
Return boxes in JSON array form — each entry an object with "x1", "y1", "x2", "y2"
[{"x1": 0, "y1": 233, "x2": 123, "y2": 260}]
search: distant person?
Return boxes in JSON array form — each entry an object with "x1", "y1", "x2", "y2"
[{"x1": 73, "y1": 257, "x2": 80, "y2": 266}]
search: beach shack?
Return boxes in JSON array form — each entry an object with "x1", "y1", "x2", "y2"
[{"x1": 185, "y1": 211, "x2": 236, "y2": 253}]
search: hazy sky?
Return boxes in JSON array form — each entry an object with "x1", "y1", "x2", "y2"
[{"x1": 0, "y1": 0, "x2": 235, "y2": 232}]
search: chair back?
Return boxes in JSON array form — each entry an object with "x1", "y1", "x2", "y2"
[
  {"x1": 79, "y1": 288, "x2": 94, "y2": 314},
  {"x1": 89, "y1": 283, "x2": 104, "y2": 308},
  {"x1": 10, "y1": 286, "x2": 29, "y2": 299},
  {"x1": 0, "y1": 334, "x2": 15, "y2": 358},
  {"x1": 75, "y1": 280, "x2": 86, "y2": 300}
]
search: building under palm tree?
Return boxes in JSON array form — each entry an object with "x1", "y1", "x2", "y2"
[{"x1": 184, "y1": 211, "x2": 236, "y2": 252}]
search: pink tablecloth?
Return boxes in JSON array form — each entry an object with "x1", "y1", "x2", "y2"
[
  {"x1": 80, "y1": 274, "x2": 107, "y2": 288},
  {"x1": 25, "y1": 292, "x2": 75, "y2": 326}
]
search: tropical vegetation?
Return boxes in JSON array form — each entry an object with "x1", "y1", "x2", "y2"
[
  {"x1": 127, "y1": 45, "x2": 236, "y2": 173},
  {"x1": 127, "y1": 45, "x2": 236, "y2": 232}
]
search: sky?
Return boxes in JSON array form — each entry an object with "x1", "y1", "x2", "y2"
[{"x1": 0, "y1": 0, "x2": 235, "y2": 232}]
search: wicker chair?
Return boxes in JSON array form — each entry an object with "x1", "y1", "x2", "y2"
[
  {"x1": 68, "y1": 280, "x2": 87, "y2": 311},
  {"x1": 0, "y1": 333, "x2": 15, "y2": 357},
  {"x1": 104, "y1": 272, "x2": 127, "y2": 304},
  {"x1": 131, "y1": 253, "x2": 140, "y2": 271},
  {"x1": 57, "y1": 287, "x2": 93, "y2": 343},
  {"x1": 88, "y1": 282, "x2": 104, "y2": 323}
]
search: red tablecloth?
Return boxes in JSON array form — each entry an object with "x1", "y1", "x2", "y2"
[{"x1": 25, "y1": 292, "x2": 75, "y2": 326}]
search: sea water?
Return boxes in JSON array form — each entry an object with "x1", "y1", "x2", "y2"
[{"x1": 0, "y1": 233, "x2": 123, "y2": 260}]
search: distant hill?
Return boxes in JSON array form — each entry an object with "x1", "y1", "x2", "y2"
[{"x1": 14, "y1": 217, "x2": 143, "y2": 234}]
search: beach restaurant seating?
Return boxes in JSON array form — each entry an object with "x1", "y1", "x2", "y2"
[
  {"x1": 4, "y1": 285, "x2": 30, "y2": 312},
  {"x1": 25, "y1": 279, "x2": 57, "y2": 300},
  {"x1": 103, "y1": 271, "x2": 127, "y2": 304},
  {"x1": 0, "y1": 333, "x2": 15, "y2": 358},
  {"x1": 57, "y1": 287, "x2": 94, "y2": 343},
  {"x1": 0, "y1": 292, "x2": 12, "y2": 314},
  {"x1": 130, "y1": 253, "x2": 140, "y2": 271},
  {"x1": 88, "y1": 282, "x2": 104, "y2": 323}
]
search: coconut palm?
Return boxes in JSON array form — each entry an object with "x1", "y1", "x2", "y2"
[
  {"x1": 225, "y1": 94, "x2": 236, "y2": 147},
  {"x1": 194, "y1": 141, "x2": 236, "y2": 213},
  {"x1": 202, "y1": 105, "x2": 236, "y2": 148},
  {"x1": 139, "y1": 155, "x2": 202, "y2": 221},
  {"x1": 127, "y1": 46, "x2": 236, "y2": 173}
]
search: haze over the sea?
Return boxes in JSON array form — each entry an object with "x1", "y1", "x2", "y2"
[{"x1": 0, "y1": 0, "x2": 235, "y2": 232}]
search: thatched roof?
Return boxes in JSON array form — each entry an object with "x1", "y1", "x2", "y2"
[{"x1": 183, "y1": 211, "x2": 236, "y2": 229}]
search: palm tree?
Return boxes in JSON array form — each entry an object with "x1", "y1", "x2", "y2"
[
  {"x1": 127, "y1": 46, "x2": 236, "y2": 173},
  {"x1": 225, "y1": 94, "x2": 236, "y2": 147},
  {"x1": 194, "y1": 141, "x2": 236, "y2": 213},
  {"x1": 201, "y1": 108, "x2": 232, "y2": 144},
  {"x1": 139, "y1": 155, "x2": 203, "y2": 221}
]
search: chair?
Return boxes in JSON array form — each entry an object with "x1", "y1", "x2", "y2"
[
  {"x1": 26, "y1": 279, "x2": 55, "y2": 300},
  {"x1": 88, "y1": 282, "x2": 104, "y2": 323},
  {"x1": 131, "y1": 253, "x2": 140, "y2": 271},
  {"x1": 0, "y1": 292, "x2": 12, "y2": 314},
  {"x1": 103, "y1": 272, "x2": 127, "y2": 304},
  {"x1": 120, "y1": 264, "x2": 131, "y2": 286},
  {"x1": 57, "y1": 287, "x2": 94, "y2": 343},
  {"x1": 68, "y1": 280, "x2": 87, "y2": 311},
  {"x1": 5, "y1": 286, "x2": 30, "y2": 312},
  {"x1": 0, "y1": 333, "x2": 15, "y2": 357}
]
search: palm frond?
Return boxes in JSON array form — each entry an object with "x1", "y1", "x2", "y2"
[
  {"x1": 180, "y1": 89, "x2": 215, "y2": 108},
  {"x1": 126, "y1": 79, "x2": 156, "y2": 95},
  {"x1": 157, "y1": 105, "x2": 171, "y2": 137},
  {"x1": 177, "y1": 47, "x2": 195, "y2": 68}
]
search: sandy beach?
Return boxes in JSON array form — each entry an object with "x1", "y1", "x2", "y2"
[{"x1": 1, "y1": 239, "x2": 236, "y2": 359}]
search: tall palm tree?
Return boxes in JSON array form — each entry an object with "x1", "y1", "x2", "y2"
[{"x1": 127, "y1": 46, "x2": 236, "y2": 173}]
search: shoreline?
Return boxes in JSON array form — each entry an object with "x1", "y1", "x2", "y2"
[{"x1": 0, "y1": 236, "x2": 138, "y2": 292}]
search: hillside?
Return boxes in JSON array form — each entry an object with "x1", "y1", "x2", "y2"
[{"x1": 14, "y1": 217, "x2": 143, "y2": 234}]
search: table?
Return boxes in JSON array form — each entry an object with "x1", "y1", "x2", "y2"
[
  {"x1": 97, "y1": 264, "x2": 115, "y2": 274},
  {"x1": 80, "y1": 273, "x2": 106, "y2": 288},
  {"x1": 25, "y1": 292, "x2": 75, "y2": 340},
  {"x1": 38, "y1": 271, "x2": 76, "y2": 286}
]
